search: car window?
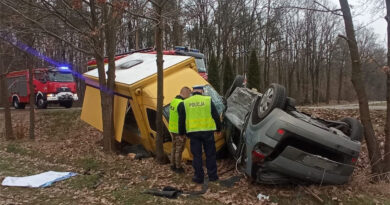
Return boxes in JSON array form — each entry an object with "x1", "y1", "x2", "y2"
[
  {"x1": 146, "y1": 108, "x2": 157, "y2": 131},
  {"x1": 163, "y1": 105, "x2": 170, "y2": 121},
  {"x1": 203, "y1": 85, "x2": 225, "y2": 115}
]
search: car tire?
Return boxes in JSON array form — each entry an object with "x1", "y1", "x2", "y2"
[
  {"x1": 224, "y1": 75, "x2": 245, "y2": 99},
  {"x1": 36, "y1": 96, "x2": 48, "y2": 109},
  {"x1": 13, "y1": 97, "x2": 25, "y2": 109},
  {"x1": 252, "y1": 84, "x2": 286, "y2": 124},
  {"x1": 341, "y1": 117, "x2": 363, "y2": 142},
  {"x1": 61, "y1": 101, "x2": 73, "y2": 108}
]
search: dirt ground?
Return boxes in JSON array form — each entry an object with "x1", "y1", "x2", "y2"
[{"x1": 1, "y1": 108, "x2": 390, "y2": 205}]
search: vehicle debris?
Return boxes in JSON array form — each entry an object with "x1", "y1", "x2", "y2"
[{"x1": 257, "y1": 193, "x2": 270, "y2": 201}]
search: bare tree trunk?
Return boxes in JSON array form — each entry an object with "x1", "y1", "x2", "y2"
[
  {"x1": 384, "y1": 0, "x2": 390, "y2": 172},
  {"x1": 28, "y1": 55, "x2": 34, "y2": 140},
  {"x1": 135, "y1": 18, "x2": 140, "y2": 50},
  {"x1": 154, "y1": 0, "x2": 168, "y2": 164},
  {"x1": 0, "y1": 74, "x2": 14, "y2": 140},
  {"x1": 339, "y1": 0, "x2": 383, "y2": 174},
  {"x1": 326, "y1": 59, "x2": 331, "y2": 104},
  {"x1": 337, "y1": 59, "x2": 344, "y2": 103}
]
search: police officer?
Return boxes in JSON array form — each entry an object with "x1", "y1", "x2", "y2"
[
  {"x1": 177, "y1": 85, "x2": 221, "y2": 184},
  {"x1": 169, "y1": 86, "x2": 191, "y2": 173}
]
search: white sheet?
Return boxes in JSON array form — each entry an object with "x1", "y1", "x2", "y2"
[{"x1": 1, "y1": 171, "x2": 77, "y2": 188}]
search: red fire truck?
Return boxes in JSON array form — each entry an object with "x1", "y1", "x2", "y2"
[
  {"x1": 6, "y1": 66, "x2": 78, "y2": 109},
  {"x1": 86, "y1": 46, "x2": 209, "y2": 80}
]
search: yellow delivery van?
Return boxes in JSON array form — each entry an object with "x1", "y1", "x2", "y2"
[{"x1": 81, "y1": 53, "x2": 225, "y2": 160}]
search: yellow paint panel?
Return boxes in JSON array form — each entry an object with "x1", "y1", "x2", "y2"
[
  {"x1": 81, "y1": 86, "x2": 103, "y2": 131},
  {"x1": 142, "y1": 68, "x2": 209, "y2": 107},
  {"x1": 113, "y1": 95, "x2": 128, "y2": 142},
  {"x1": 80, "y1": 85, "x2": 128, "y2": 142}
]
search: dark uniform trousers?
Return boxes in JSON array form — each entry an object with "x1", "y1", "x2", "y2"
[{"x1": 188, "y1": 131, "x2": 218, "y2": 181}]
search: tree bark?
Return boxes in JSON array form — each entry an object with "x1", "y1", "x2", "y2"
[
  {"x1": 384, "y1": 0, "x2": 390, "y2": 172},
  {"x1": 339, "y1": 0, "x2": 383, "y2": 174},
  {"x1": 0, "y1": 73, "x2": 14, "y2": 140},
  {"x1": 154, "y1": 0, "x2": 168, "y2": 164},
  {"x1": 28, "y1": 55, "x2": 34, "y2": 140}
]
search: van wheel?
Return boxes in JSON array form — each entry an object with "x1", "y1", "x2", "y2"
[
  {"x1": 13, "y1": 97, "x2": 25, "y2": 109},
  {"x1": 36, "y1": 96, "x2": 47, "y2": 109}
]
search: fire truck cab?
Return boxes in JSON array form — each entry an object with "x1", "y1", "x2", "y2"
[{"x1": 7, "y1": 67, "x2": 78, "y2": 109}]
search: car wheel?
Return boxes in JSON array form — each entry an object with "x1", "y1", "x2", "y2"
[
  {"x1": 252, "y1": 84, "x2": 286, "y2": 124},
  {"x1": 341, "y1": 117, "x2": 363, "y2": 142},
  {"x1": 36, "y1": 96, "x2": 47, "y2": 109},
  {"x1": 61, "y1": 101, "x2": 73, "y2": 108},
  {"x1": 13, "y1": 97, "x2": 25, "y2": 109},
  {"x1": 224, "y1": 75, "x2": 245, "y2": 99}
]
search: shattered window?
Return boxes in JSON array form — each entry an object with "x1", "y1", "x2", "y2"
[{"x1": 203, "y1": 85, "x2": 225, "y2": 115}]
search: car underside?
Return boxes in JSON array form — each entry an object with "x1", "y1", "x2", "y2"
[{"x1": 224, "y1": 77, "x2": 362, "y2": 185}]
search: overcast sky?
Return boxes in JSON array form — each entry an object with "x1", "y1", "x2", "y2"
[{"x1": 328, "y1": 0, "x2": 387, "y2": 42}]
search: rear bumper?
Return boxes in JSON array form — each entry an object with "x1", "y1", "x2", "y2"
[
  {"x1": 47, "y1": 92, "x2": 78, "y2": 102},
  {"x1": 244, "y1": 108, "x2": 360, "y2": 184},
  {"x1": 263, "y1": 146, "x2": 354, "y2": 184}
]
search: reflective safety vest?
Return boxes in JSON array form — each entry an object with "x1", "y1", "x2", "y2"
[
  {"x1": 168, "y1": 97, "x2": 183, "y2": 133},
  {"x1": 184, "y1": 95, "x2": 216, "y2": 133}
]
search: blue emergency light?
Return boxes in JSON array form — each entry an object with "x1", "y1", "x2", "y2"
[{"x1": 58, "y1": 66, "x2": 69, "y2": 70}]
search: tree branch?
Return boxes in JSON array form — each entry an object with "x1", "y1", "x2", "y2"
[{"x1": 0, "y1": 0, "x2": 93, "y2": 55}]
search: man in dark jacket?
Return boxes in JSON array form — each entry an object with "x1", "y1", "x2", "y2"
[{"x1": 177, "y1": 85, "x2": 221, "y2": 184}]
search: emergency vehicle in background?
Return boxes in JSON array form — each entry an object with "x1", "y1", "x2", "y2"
[
  {"x1": 86, "y1": 46, "x2": 209, "y2": 80},
  {"x1": 6, "y1": 66, "x2": 78, "y2": 109}
]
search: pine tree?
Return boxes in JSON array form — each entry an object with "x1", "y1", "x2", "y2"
[
  {"x1": 207, "y1": 53, "x2": 220, "y2": 93},
  {"x1": 248, "y1": 50, "x2": 260, "y2": 90},
  {"x1": 222, "y1": 56, "x2": 234, "y2": 94}
]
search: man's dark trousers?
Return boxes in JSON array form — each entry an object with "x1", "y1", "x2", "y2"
[{"x1": 188, "y1": 131, "x2": 218, "y2": 183}]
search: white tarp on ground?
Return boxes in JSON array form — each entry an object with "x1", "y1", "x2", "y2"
[{"x1": 1, "y1": 171, "x2": 77, "y2": 188}]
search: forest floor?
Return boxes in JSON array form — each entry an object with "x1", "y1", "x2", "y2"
[{"x1": 0, "y1": 108, "x2": 390, "y2": 205}]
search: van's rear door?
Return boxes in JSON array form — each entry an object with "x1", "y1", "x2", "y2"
[{"x1": 80, "y1": 85, "x2": 128, "y2": 142}]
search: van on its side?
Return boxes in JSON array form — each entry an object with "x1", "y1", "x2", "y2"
[{"x1": 81, "y1": 53, "x2": 225, "y2": 160}]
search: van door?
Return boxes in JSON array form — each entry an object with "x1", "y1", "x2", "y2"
[
  {"x1": 144, "y1": 107, "x2": 173, "y2": 154},
  {"x1": 81, "y1": 85, "x2": 128, "y2": 142}
]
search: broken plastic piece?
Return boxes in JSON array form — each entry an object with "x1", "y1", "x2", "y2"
[{"x1": 257, "y1": 193, "x2": 270, "y2": 201}]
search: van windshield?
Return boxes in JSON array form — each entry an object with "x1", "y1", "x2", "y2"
[
  {"x1": 48, "y1": 71, "x2": 74, "y2": 82},
  {"x1": 195, "y1": 58, "x2": 207, "y2": 73}
]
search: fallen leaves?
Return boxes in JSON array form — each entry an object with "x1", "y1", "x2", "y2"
[{"x1": 1, "y1": 108, "x2": 390, "y2": 204}]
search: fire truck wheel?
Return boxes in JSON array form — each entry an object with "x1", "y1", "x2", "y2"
[
  {"x1": 13, "y1": 97, "x2": 25, "y2": 109},
  {"x1": 60, "y1": 101, "x2": 73, "y2": 108},
  {"x1": 36, "y1": 97, "x2": 48, "y2": 109}
]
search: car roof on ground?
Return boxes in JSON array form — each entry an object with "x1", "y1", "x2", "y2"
[{"x1": 84, "y1": 53, "x2": 191, "y2": 85}]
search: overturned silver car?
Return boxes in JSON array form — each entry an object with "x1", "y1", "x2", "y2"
[{"x1": 224, "y1": 77, "x2": 362, "y2": 185}]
